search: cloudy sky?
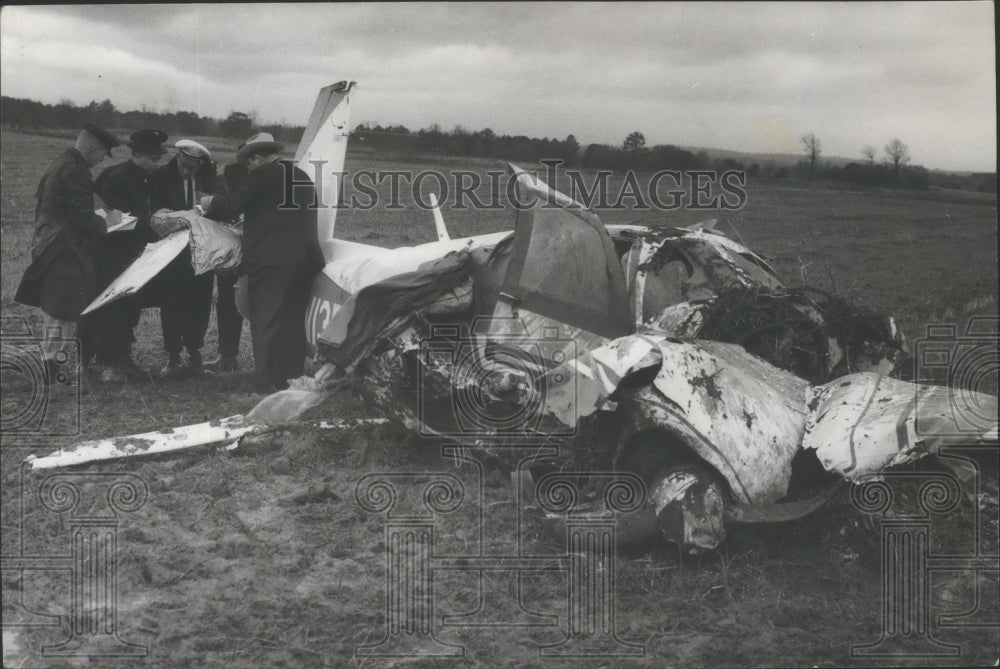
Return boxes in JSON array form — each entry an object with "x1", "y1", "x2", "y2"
[{"x1": 1, "y1": 2, "x2": 995, "y2": 171}]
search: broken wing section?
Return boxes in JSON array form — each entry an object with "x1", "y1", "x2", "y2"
[
  {"x1": 803, "y1": 374, "x2": 999, "y2": 480},
  {"x1": 82, "y1": 231, "x2": 190, "y2": 315},
  {"x1": 295, "y1": 80, "x2": 357, "y2": 261}
]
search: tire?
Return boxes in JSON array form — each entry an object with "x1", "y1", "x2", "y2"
[
  {"x1": 649, "y1": 463, "x2": 728, "y2": 554},
  {"x1": 620, "y1": 440, "x2": 728, "y2": 553}
]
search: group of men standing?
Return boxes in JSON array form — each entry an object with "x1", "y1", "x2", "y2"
[{"x1": 16, "y1": 123, "x2": 324, "y2": 392}]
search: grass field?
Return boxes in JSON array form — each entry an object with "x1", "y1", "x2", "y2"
[{"x1": 1, "y1": 128, "x2": 997, "y2": 667}]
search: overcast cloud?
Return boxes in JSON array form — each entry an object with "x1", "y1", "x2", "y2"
[{"x1": 1, "y1": 2, "x2": 995, "y2": 171}]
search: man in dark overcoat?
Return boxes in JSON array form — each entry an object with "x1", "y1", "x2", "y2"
[
  {"x1": 147, "y1": 139, "x2": 229, "y2": 376},
  {"x1": 201, "y1": 133, "x2": 324, "y2": 390},
  {"x1": 14, "y1": 124, "x2": 122, "y2": 382},
  {"x1": 88, "y1": 129, "x2": 168, "y2": 381}
]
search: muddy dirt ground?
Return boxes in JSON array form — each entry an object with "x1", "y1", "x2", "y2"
[{"x1": 3, "y1": 393, "x2": 998, "y2": 668}]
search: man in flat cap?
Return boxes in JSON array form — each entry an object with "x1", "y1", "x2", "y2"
[
  {"x1": 15, "y1": 124, "x2": 124, "y2": 383},
  {"x1": 88, "y1": 128, "x2": 168, "y2": 382},
  {"x1": 147, "y1": 139, "x2": 229, "y2": 377},
  {"x1": 201, "y1": 133, "x2": 324, "y2": 391}
]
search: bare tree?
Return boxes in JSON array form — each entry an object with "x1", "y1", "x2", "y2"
[
  {"x1": 801, "y1": 133, "x2": 821, "y2": 180},
  {"x1": 884, "y1": 138, "x2": 910, "y2": 176},
  {"x1": 623, "y1": 131, "x2": 646, "y2": 165},
  {"x1": 861, "y1": 145, "x2": 877, "y2": 166}
]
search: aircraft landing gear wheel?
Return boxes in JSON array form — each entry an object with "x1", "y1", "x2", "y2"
[
  {"x1": 649, "y1": 464, "x2": 728, "y2": 554},
  {"x1": 619, "y1": 442, "x2": 730, "y2": 553}
]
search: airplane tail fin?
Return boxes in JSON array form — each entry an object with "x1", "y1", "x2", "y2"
[{"x1": 296, "y1": 81, "x2": 357, "y2": 262}]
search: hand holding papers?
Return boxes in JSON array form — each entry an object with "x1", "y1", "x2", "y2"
[{"x1": 96, "y1": 208, "x2": 138, "y2": 233}]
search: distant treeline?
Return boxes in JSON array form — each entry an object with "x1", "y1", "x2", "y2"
[
  {"x1": 2, "y1": 95, "x2": 993, "y2": 192},
  {"x1": 0, "y1": 96, "x2": 305, "y2": 143},
  {"x1": 352, "y1": 122, "x2": 718, "y2": 171},
  {"x1": 806, "y1": 161, "x2": 995, "y2": 193},
  {"x1": 0, "y1": 95, "x2": 723, "y2": 172}
]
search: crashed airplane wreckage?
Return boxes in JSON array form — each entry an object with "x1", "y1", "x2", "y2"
[
  {"x1": 29, "y1": 82, "x2": 998, "y2": 555},
  {"x1": 316, "y1": 168, "x2": 996, "y2": 553}
]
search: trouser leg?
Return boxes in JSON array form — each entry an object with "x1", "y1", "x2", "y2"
[
  {"x1": 216, "y1": 273, "x2": 243, "y2": 358},
  {"x1": 40, "y1": 314, "x2": 77, "y2": 362},
  {"x1": 276, "y1": 264, "x2": 313, "y2": 380},
  {"x1": 89, "y1": 257, "x2": 120, "y2": 366},
  {"x1": 160, "y1": 305, "x2": 182, "y2": 355},
  {"x1": 77, "y1": 313, "x2": 97, "y2": 365},
  {"x1": 91, "y1": 240, "x2": 143, "y2": 366},
  {"x1": 248, "y1": 268, "x2": 284, "y2": 385},
  {"x1": 248, "y1": 264, "x2": 314, "y2": 385},
  {"x1": 181, "y1": 272, "x2": 215, "y2": 353},
  {"x1": 152, "y1": 256, "x2": 184, "y2": 355},
  {"x1": 94, "y1": 297, "x2": 140, "y2": 365}
]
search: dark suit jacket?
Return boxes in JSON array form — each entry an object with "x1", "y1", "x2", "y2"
[
  {"x1": 149, "y1": 157, "x2": 228, "y2": 213},
  {"x1": 205, "y1": 159, "x2": 324, "y2": 273},
  {"x1": 223, "y1": 162, "x2": 249, "y2": 192},
  {"x1": 15, "y1": 148, "x2": 108, "y2": 319},
  {"x1": 94, "y1": 159, "x2": 158, "y2": 256}
]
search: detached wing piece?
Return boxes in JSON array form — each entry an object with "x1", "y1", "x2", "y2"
[
  {"x1": 81, "y1": 231, "x2": 190, "y2": 315},
  {"x1": 803, "y1": 374, "x2": 999, "y2": 480}
]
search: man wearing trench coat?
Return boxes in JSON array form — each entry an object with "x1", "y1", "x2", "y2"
[{"x1": 15, "y1": 123, "x2": 121, "y2": 382}]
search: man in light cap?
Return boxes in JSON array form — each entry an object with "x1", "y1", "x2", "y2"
[
  {"x1": 15, "y1": 123, "x2": 124, "y2": 383},
  {"x1": 201, "y1": 133, "x2": 324, "y2": 391},
  {"x1": 88, "y1": 128, "x2": 168, "y2": 382},
  {"x1": 147, "y1": 139, "x2": 228, "y2": 376}
]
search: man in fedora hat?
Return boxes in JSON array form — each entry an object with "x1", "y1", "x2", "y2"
[
  {"x1": 201, "y1": 133, "x2": 324, "y2": 391},
  {"x1": 15, "y1": 123, "x2": 124, "y2": 383},
  {"x1": 87, "y1": 128, "x2": 168, "y2": 382},
  {"x1": 147, "y1": 139, "x2": 229, "y2": 377}
]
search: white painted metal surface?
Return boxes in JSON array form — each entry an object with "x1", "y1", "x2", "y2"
[
  {"x1": 81, "y1": 230, "x2": 190, "y2": 314},
  {"x1": 320, "y1": 232, "x2": 511, "y2": 296},
  {"x1": 26, "y1": 416, "x2": 388, "y2": 469},
  {"x1": 803, "y1": 374, "x2": 999, "y2": 480},
  {"x1": 651, "y1": 339, "x2": 810, "y2": 502},
  {"x1": 295, "y1": 80, "x2": 356, "y2": 260}
]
